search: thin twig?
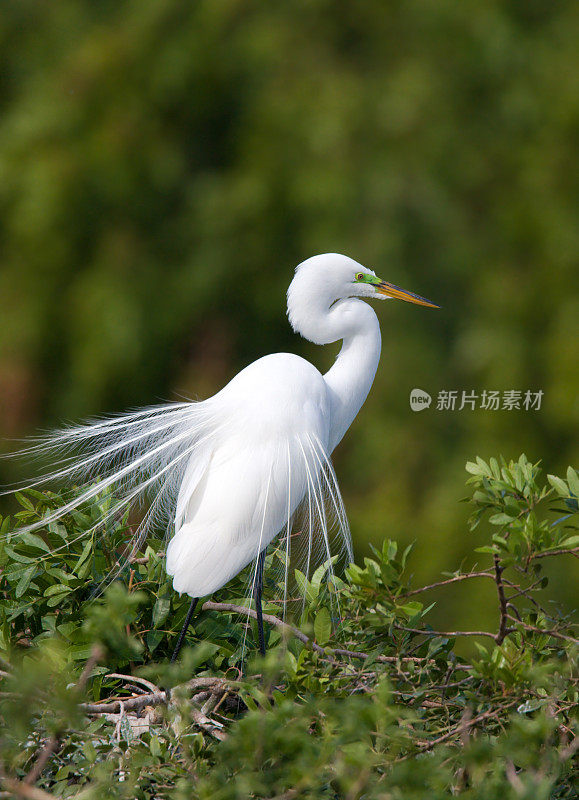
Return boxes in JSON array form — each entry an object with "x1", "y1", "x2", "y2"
[
  {"x1": 189, "y1": 707, "x2": 227, "y2": 741},
  {"x1": 23, "y1": 645, "x2": 103, "y2": 786},
  {"x1": 0, "y1": 775, "x2": 58, "y2": 800},
  {"x1": 416, "y1": 700, "x2": 519, "y2": 751},
  {"x1": 107, "y1": 673, "x2": 160, "y2": 694},
  {"x1": 129, "y1": 551, "x2": 165, "y2": 565},
  {"x1": 203, "y1": 600, "x2": 317, "y2": 649},
  {"x1": 505, "y1": 576, "x2": 549, "y2": 612},
  {"x1": 459, "y1": 707, "x2": 473, "y2": 748},
  {"x1": 212, "y1": 689, "x2": 232, "y2": 717},
  {"x1": 81, "y1": 691, "x2": 157, "y2": 714},
  {"x1": 506, "y1": 616, "x2": 578, "y2": 644},
  {"x1": 22, "y1": 739, "x2": 61, "y2": 789},
  {"x1": 531, "y1": 547, "x2": 579, "y2": 560},
  {"x1": 400, "y1": 571, "x2": 501, "y2": 598},
  {"x1": 330, "y1": 647, "x2": 442, "y2": 665},
  {"x1": 494, "y1": 555, "x2": 511, "y2": 645},
  {"x1": 506, "y1": 759, "x2": 524, "y2": 793},
  {"x1": 202, "y1": 601, "x2": 473, "y2": 667},
  {"x1": 559, "y1": 736, "x2": 579, "y2": 762},
  {"x1": 395, "y1": 624, "x2": 497, "y2": 641}
]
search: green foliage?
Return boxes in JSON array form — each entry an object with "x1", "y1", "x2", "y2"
[{"x1": 0, "y1": 455, "x2": 576, "y2": 797}]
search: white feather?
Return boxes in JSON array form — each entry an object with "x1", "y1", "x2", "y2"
[{"x1": 5, "y1": 253, "x2": 403, "y2": 606}]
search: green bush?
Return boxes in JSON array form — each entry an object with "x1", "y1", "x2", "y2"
[{"x1": 0, "y1": 455, "x2": 577, "y2": 798}]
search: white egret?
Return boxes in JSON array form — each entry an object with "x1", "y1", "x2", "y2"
[{"x1": 6, "y1": 253, "x2": 438, "y2": 659}]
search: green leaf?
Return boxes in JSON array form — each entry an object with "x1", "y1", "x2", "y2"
[
  {"x1": 83, "y1": 741, "x2": 98, "y2": 764},
  {"x1": 314, "y1": 607, "x2": 331, "y2": 646},
  {"x1": 294, "y1": 569, "x2": 315, "y2": 605},
  {"x1": 558, "y1": 535, "x2": 579, "y2": 549},
  {"x1": 73, "y1": 539, "x2": 93, "y2": 578},
  {"x1": 465, "y1": 461, "x2": 482, "y2": 475},
  {"x1": 44, "y1": 584, "x2": 73, "y2": 597},
  {"x1": 146, "y1": 630, "x2": 163, "y2": 652},
  {"x1": 18, "y1": 533, "x2": 51, "y2": 553},
  {"x1": 566, "y1": 467, "x2": 579, "y2": 496},
  {"x1": 15, "y1": 492, "x2": 35, "y2": 512},
  {"x1": 150, "y1": 735, "x2": 161, "y2": 757},
  {"x1": 69, "y1": 643, "x2": 95, "y2": 661},
  {"x1": 311, "y1": 560, "x2": 336, "y2": 595},
  {"x1": 4, "y1": 546, "x2": 36, "y2": 564},
  {"x1": 547, "y1": 475, "x2": 568, "y2": 496},
  {"x1": 489, "y1": 513, "x2": 516, "y2": 526},
  {"x1": 15, "y1": 565, "x2": 36, "y2": 598},
  {"x1": 152, "y1": 596, "x2": 171, "y2": 629},
  {"x1": 46, "y1": 592, "x2": 73, "y2": 608}
]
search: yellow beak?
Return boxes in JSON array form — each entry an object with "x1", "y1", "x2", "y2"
[{"x1": 375, "y1": 280, "x2": 440, "y2": 308}]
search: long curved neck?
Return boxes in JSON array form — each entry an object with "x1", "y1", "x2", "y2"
[
  {"x1": 324, "y1": 300, "x2": 381, "y2": 451},
  {"x1": 288, "y1": 289, "x2": 382, "y2": 452}
]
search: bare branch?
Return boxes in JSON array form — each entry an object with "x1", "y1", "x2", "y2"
[
  {"x1": 494, "y1": 555, "x2": 511, "y2": 645},
  {"x1": 505, "y1": 759, "x2": 524, "y2": 793},
  {"x1": 202, "y1": 601, "x2": 473, "y2": 667},
  {"x1": 0, "y1": 776, "x2": 59, "y2": 800},
  {"x1": 107, "y1": 673, "x2": 160, "y2": 694},
  {"x1": 505, "y1": 576, "x2": 549, "y2": 612},
  {"x1": 23, "y1": 645, "x2": 103, "y2": 786},
  {"x1": 203, "y1": 600, "x2": 318, "y2": 650},
  {"x1": 416, "y1": 700, "x2": 519, "y2": 751},
  {"x1": 189, "y1": 707, "x2": 227, "y2": 741},
  {"x1": 81, "y1": 676, "x2": 233, "y2": 715},
  {"x1": 531, "y1": 547, "x2": 579, "y2": 560},
  {"x1": 22, "y1": 739, "x2": 60, "y2": 789},
  {"x1": 506, "y1": 616, "x2": 578, "y2": 644},
  {"x1": 129, "y1": 551, "x2": 165, "y2": 565},
  {"x1": 559, "y1": 736, "x2": 579, "y2": 762},
  {"x1": 395, "y1": 624, "x2": 497, "y2": 641},
  {"x1": 400, "y1": 571, "x2": 501, "y2": 598}
]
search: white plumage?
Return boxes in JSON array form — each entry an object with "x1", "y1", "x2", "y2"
[
  {"x1": 167, "y1": 353, "x2": 330, "y2": 596},
  {"x1": 5, "y1": 253, "x2": 438, "y2": 604}
]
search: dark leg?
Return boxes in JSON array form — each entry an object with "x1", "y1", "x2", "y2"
[
  {"x1": 254, "y1": 550, "x2": 266, "y2": 656},
  {"x1": 171, "y1": 597, "x2": 198, "y2": 663}
]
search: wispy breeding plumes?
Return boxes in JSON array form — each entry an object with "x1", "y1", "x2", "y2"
[{"x1": 3, "y1": 398, "x2": 352, "y2": 607}]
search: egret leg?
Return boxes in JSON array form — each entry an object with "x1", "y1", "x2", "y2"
[
  {"x1": 254, "y1": 550, "x2": 266, "y2": 656},
  {"x1": 171, "y1": 597, "x2": 198, "y2": 663}
]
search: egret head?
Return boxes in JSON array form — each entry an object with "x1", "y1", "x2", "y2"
[
  {"x1": 350, "y1": 268, "x2": 440, "y2": 308},
  {"x1": 288, "y1": 253, "x2": 439, "y2": 311},
  {"x1": 287, "y1": 253, "x2": 439, "y2": 345}
]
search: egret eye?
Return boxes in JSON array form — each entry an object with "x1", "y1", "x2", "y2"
[{"x1": 355, "y1": 272, "x2": 364, "y2": 281}]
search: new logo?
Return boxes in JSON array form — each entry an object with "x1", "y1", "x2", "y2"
[{"x1": 410, "y1": 388, "x2": 432, "y2": 412}]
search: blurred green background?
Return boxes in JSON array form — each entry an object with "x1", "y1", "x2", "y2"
[{"x1": 0, "y1": 0, "x2": 577, "y2": 630}]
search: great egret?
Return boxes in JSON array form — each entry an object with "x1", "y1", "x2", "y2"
[{"x1": 6, "y1": 253, "x2": 438, "y2": 659}]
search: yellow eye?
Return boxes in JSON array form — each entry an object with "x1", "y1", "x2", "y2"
[{"x1": 356, "y1": 272, "x2": 364, "y2": 281}]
